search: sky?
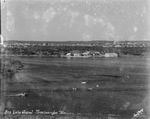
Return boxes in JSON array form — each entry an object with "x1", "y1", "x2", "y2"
[{"x1": 2, "y1": 0, "x2": 150, "y2": 41}]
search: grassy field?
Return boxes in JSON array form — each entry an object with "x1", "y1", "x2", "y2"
[{"x1": 3, "y1": 56, "x2": 150, "y2": 118}]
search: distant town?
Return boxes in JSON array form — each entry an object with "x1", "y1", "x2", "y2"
[{"x1": 1, "y1": 40, "x2": 150, "y2": 57}]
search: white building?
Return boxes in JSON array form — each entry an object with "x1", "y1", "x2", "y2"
[{"x1": 104, "y1": 53, "x2": 118, "y2": 57}]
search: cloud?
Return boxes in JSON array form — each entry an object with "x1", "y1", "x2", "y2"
[
  {"x1": 104, "y1": 22, "x2": 115, "y2": 40},
  {"x1": 42, "y1": 8, "x2": 56, "y2": 23},
  {"x1": 22, "y1": 6, "x2": 31, "y2": 19},
  {"x1": 34, "y1": 12, "x2": 40, "y2": 20},
  {"x1": 105, "y1": 22, "x2": 115, "y2": 34},
  {"x1": 133, "y1": 26, "x2": 138, "y2": 32},
  {"x1": 83, "y1": 14, "x2": 115, "y2": 40},
  {"x1": 7, "y1": 1, "x2": 116, "y2": 41},
  {"x1": 7, "y1": 10, "x2": 15, "y2": 33},
  {"x1": 69, "y1": 11, "x2": 79, "y2": 27},
  {"x1": 97, "y1": 18, "x2": 106, "y2": 27},
  {"x1": 84, "y1": 14, "x2": 107, "y2": 28},
  {"x1": 83, "y1": 32, "x2": 92, "y2": 41},
  {"x1": 84, "y1": 14, "x2": 90, "y2": 26},
  {"x1": 48, "y1": 10, "x2": 116, "y2": 41}
]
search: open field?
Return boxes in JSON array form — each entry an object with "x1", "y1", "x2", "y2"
[{"x1": 2, "y1": 56, "x2": 150, "y2": 118}]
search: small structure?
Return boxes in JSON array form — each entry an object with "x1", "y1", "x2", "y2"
[
  {"x1": 93, "y1": 51, "x2": 101, "y2": 56},
  {"x1": 104, "y1": 53, "x2": 118, "y2": 57},
  {"x1": 82, "y1": 51, "x2": 91, "y2": 56},
  {"x1": 66, "y1": 53, "x2": 72, "y2": 56}
]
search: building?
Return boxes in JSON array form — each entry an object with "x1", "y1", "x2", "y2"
[{"x1": 104, "y1": 53, "x2": 118, "y2": 57}]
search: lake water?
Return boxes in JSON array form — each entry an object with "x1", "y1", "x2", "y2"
[{"x1": 5, "y1": 56, "x2": 150, "y2": 118}]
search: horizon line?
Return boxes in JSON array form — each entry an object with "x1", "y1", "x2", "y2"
[{"x1": 4, "y1": 40, "x2": 150, "y2": 42}]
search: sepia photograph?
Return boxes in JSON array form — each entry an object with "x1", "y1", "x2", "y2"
[{"x1": 1, "y1": 0, "x2": 150, "y2": 118}]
